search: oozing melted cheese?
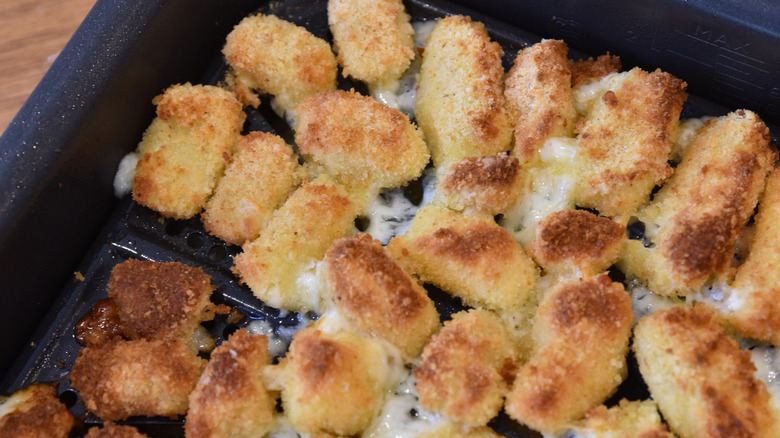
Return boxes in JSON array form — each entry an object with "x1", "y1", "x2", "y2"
[
  {"x1": 363, "y1": 369, "x2": 444, "y2": 438},
  {"x1": 628, "y1": 280, "x2": 683, "y2": 323},
  {"x1": 571, "y1": 72, "x2": 626, "y2": 116},
  {"x1": 113, "y1": 152, "x2": 139, "y2": 198}
]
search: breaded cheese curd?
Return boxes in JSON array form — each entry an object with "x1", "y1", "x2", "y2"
[
  {"x1": 327, "y1": 0, "x2": 414, "y2": 90},
  {"x1": 0, "y1": 383, "x2": 74, "y2": 438},
  {"x1": 106, "y1": 259, "x2": 220, "y2": 346},
  {"x1": 70, "y1": 338, "x2": 205, "y2": 421},
  {"x1": 634, "y1": 305, "x2": 780, "y2": 438},
  {"x1": 417, "y1": 421, "x2": 504, "y2": 437},
  {"x1": 132, "y1": 83, "x2": 245, "y2": 220},
  {"x1": 574, "y1": 67, "x2": 687, "y2": 218},
  {"x1": 506, "y1": 274, "x2": 633, "y2": 433},
  {"x1": 527, "y1": 209, "x2": 625, "y2": 277},
  {"x1": 278, "y1": 327, "x2": 397, "y2": 436},
  {"x1": 413, "y1": 309, "x2": 518, "y2": 426},
  {"x1": 414, "y1": 15, "x2": 512, "y2": 169},
  {"x1": 186, "y1": 330, "x2": 276, "y2": 438},
  {"x1": 202, "y1": 131, "x2": 304, "y2": 246},
  {"x1": 387, "y1": 204, "x2": 538, "y2": 312},
  {"x1": 568, "y1": 53, "x2": 622, "y2": 88},
  {"x1": 222, "y1": 13, "x2": 337, "y2": 112},
  {"x1": 620, "y1": 110, "x2": 777, "y2": 296},
  {"x1": 564, "y1": 399, "x2": 673, "y2": 438},
  {"x1": 503, "y1": 39, "x2": 577, "y2": 163},
  {"x1": 435, "y1": 153, "x2": 524, "y2": 217},
  {"x1": 294, "y1": 90, "x2": 429, "y2": 203},
  {"x1": 322, "y1": 233, "x2": 440, "y2": 358},
  {"x1": 233, "y1": 176, "x2": 361, "y2": 312},
  {"x1": 85, "y1": 422, "x2": 150, "y2": 438}
]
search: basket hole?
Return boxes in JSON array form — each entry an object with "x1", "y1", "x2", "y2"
[
  {"x1": 187, "y1": 233, "x2": 205, "y2": 249},
  {"x1": 58, "y1": 389, "x2": 78, "y2": 408},
  {"x1": 165, "y1": 220, "x2": 186, "y2": 236},
  {"x1": 209, "y1": 245, "x2": 228, "y2": 262}
]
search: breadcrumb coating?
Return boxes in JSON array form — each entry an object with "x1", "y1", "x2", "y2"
[
  {"x1": 387, "y1": 204, "x2": 538, "y2": 312},
  {"x1": 222, "y1": 13, "x2": 337, "y2": 110},
  {"x1": 506, "y1": 274, "x2": 633, "y2": 433},
  {"x1": 186, "y1": 330, "x2": 275, "y2": 438},
  {"x1": 634, "y1": 304, "x2": 780, "y2": 438},
  {"x1": 574, "y1": 67, "x2": 687, "y2": 217},
  {"x1": 414, "y1": 309, "x2": 518, "y2": 426},
  {"x1": 0, "y1": 383, "x2": 73, "y2": 438},
  {"x1": 569, "y1": 399, "x2": 673, "y2": 438},
  {"x1": 504, "y1": 39, "x2": 577, "y2": 162},
  {"x1": 569, "y1": 53, "x2": 622, "y2": 88},
  {"x1": 84, "y1": 422, "x2": 150, "y2": 438},
  {"x1": 327, "y1": 0, "x2": 415, "y2": 86},
  {"x1": 202, "y1": 131, "x2": 303, "y2": 246},
  {"x1": 233, "y1": 176, "x2": 361, "y2": 312},
  {"x1": 415, "y1": 15, "x2": 512, "y2": 168},
  {"x1": 435, "y1": 153, "x2": 523, "y2": 216},
  {"x1": 417, "y1": 421, "x2": 504, "y2": 437},
  {"x1": 70, "y1": 338, "x2": 205, "y2": 421},
  {"x1": 133, "y1": 83, "x2": 245, "y2": 219},
  {"x1": 323, "y1": 233, "x2": 440, "y2": 358}
]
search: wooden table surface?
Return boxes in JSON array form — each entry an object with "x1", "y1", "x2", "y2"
[{"x1": 0, "y1": 0, "x2": 97, "y2": 135}]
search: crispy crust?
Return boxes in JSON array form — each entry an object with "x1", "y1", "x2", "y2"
[
  {"x1": 202, "y1": 131, "x2": 303, "y2": 246},
  {"x1": 0, "y1": 383, "x2": 73, "y2": 438},
  {"x1": 570, "y1": 399, "x2": 673, "y2": 438},
  {"x1": 415, "y1": 15, "x2": 512, "y2": 168},
  {"x1": 186, "y1": 330, "x2": 275, "y2": 438},
  {"x1": 413, "y1": 309, "x2": 518, "y2": 426},
  {"x1": 323, "y1": 233, "x2": 440, "y2": 357},
  {"x1": 435, "y1": 153, "x2": 523, "y2": 216},
  {"x1": 569, "y1": 53, "x2": 622, "y2": 87},
  {"x1": 327, "y1": 0, "x2": 414, "y2": 85},
  {"x1": 281, "y1": 328, "x2": 390, "y2": 436},
  {"x1": 222, "y1": 13, "x2": 337, "y2": 110},
  {"x1": 74, "y1": 298, "x2": 123, "y2": 348},
  {"x1": 70, "y1": 338, "x2": 205, "y2": 421},
  {"x1": 575, "y1": 67, "x2": 687, "y2": 217},
  {"x1": 132, "y1": 83, "x2": 245, "y2": 220},
  {"x1": 634, "y1": 305, "x2": 780, "y2": 438},
  {"x1": 527, "y1": 209, "x2": 625, "y2": 276},
  {"x1": 84, "y1": 423, "x2": 150, "y2": 438},
  {"x1": 232, "y1": 176, "x2": 361, "y2": 312},
  {"x1": 107, "y1": 259, "x2": 217, "y2": 343},
  {"x1": 506, "y1": 275, "x2": 633, "y2": 433},
  {"x1": 387, "y1": 205, "x2": 537, "y2": 311},
  {"x1": 504, "y1": 39, "x2": 577, "y2": 162},
  {"x1": 294, "y1": 90, "x2": 429, "y2": 197}
]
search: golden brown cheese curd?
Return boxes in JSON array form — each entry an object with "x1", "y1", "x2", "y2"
[
  {"x1": 294, "y1": 90, "x2": 429, "y2": 201},
  {"x1": 222, "y1": 13, "x2": 337, "y2": 110},
  {"x1": 527, "y1": 209, "x2": 625, "y2": 277},
  {"x1": 279, "y1": 327, "x2": 392, "y2": 436},
  {"x1": 574, "y1": 67, "x2": 687, "y2": 218},
  {"x1": 0, "y1": 383, "x2": 74, "y2": 438},
  {"x1": 435, "y1": 153, "x2": 523, "y2": 216},
  {"x1": 568, "y1": 399, "x2": 673, "y2": 438},
  {"x1": 620, "y1": 110, "x2": 777, "y2": 296},
  {"x1": 387, "y1": 204, "x2": 538, "y2": 312},
  {"x1": 633, "y1": 304, "x2": 780, "y2": 438},
  {"x1": 186, "y1": 330, "x2": 275, "y2": 438},
  {"x1": 322, "y1": 233, "x2": 440, "y2": 358},
  {"x1": 504, "y1": 39, "x2": 577, "y2": 162},
  {"x1": 415, "y1": 15, "x2": 512, "y2": 169},
  {"x1": 728, "y1": 166, "x2": 780, "y2": 345},
  {"x1": 132, "y1": 83, "x2": 245, "y2": 220},
  {"x1": 70, "y1": 338, "x2": 205, "y2": 421},
  {"x1": 85, "y1": 422, "x2": 150, "y2": 438},
  {"x1": 202, "y1": 131, "x2": 304, "y2": 246},
  {"x1": 233, "y1": 176, "x2": 361, "y2": 312},
  {"x1": 327, "y1": 0, "x2": 415, "y2": 87},
  {"x1": 506, "y1": 274, "x2": 633, "y2": 433},
  {"x1": 417, "y1": 421, "x2": 504, "y2": 438},
  {"x1": 569, "y1": 53, "x2": 622, "y2": 88},
  {"x1": 413, "y1": 309, "x2": 518, "y2": 426},
  {"x1": 107, "y1": 259, "x2": 219, "y2": 345}
]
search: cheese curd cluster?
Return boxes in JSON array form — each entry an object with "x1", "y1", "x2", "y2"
[{"x1": 8, "y1": 1, "x2": 780, "y2": 437}]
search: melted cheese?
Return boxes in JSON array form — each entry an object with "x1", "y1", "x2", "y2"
[
  {"x1": 113, "y1": 152, "x2": 138, "y2": 198},
  {"x1": 247, "y1": 312, "x2": 316, "y2": 358},
  {"x1": 363, "y1": 370, "x2": 445, "y2": 438},
  {"x1": 685, "y1": 281, "x2": 745, "y2": 313},
  {"x1": 745, "y1": 341, "x2": 780, "y2": 413},
  {"x1": 572, "y1": 71, "x2": 625, "y2": 116},
  {"x1": 628, "y1": 279, "x2": 682, "y2": 322}
]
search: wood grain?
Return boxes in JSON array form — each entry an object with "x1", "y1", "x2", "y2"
[{"x1": 0, "y1": 0, "x2": 96, "y2": 134}]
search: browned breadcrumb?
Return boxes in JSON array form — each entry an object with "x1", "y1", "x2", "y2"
[
  {"x1": 414, "y1": 309, "x2": 518, "y2": 426},
  {"x1": 327, "y1": 0, "x2": 415, "y2": 85},
  {"x1": 186, "y1": 330, "x2": 275, "y2": 438},
  {"x1": 634, "y1": 304, "x2": 780, "y2": 438},
  {"x1": 435, "y1": 153, "x2": 523, "y2": 216},
  {"x1": 504, "y1": 39, "x2": 577, "y2": 162},
  {"x1": 222, "y1": 13, "x2": 337, "y2": 110},
  {"x1": 506, "y1": 274, "x2": 633, "y2": 433},
  {"x1": 569, "y1": 53, "x2": 622, "y2": 87},
  {"x1": 132, "y1": 83, "x2": 245, "y2": 220},
  {"x1": 70, "y1": 338, "x2": 205, "y2": 421},
  {"x1": 74, "y1": 298, "x2": 123, "y2": 348},
  {"x1": 0, "y1": 383, "x2": 74, "y2": 438},
  {"x1": 107, "y1": 259, "x2": 219, "y2": 345},
  {"x1": 569, "y1": 399, "x2": 673, "y2": 438},
  {"x1": 323, "y1": 233, "x2": 440, "y2": 358},
  {"x1": 84, "y1": 422, "x2": 150, "y2": 438},
  {"x1": 202, "y1": 131, "x2": 304, "y2": 246}
]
